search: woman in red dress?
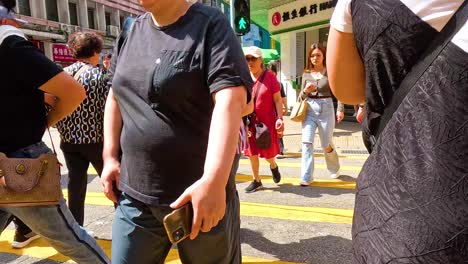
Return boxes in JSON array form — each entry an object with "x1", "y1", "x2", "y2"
[{"x1": 243, "y1": 46, "x2": 284, "y2": 193}]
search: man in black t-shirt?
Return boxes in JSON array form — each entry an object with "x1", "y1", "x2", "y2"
[{"x1": 101, "y1": 1, "x2": 253, "y2": 263}]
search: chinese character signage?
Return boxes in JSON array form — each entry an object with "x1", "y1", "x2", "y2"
[
  {"x1": 269, "y1": 0, "x2": 337, "y2": 34},
  {"x1": 52, "y1": 44, "x2": 76, "y2": 63}
]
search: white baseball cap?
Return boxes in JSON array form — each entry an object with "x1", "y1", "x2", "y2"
[{"x1": 244, "y1": 46, "x2": 262, "y2": 58}]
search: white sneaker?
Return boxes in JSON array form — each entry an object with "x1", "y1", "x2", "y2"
[
  {"x1": 330, "y1": 171, "x2": 340, "y2": 179},
  {"x1": 299, "y1": 181, "x2": 310, "y2": 186},
  {"x1": 12, "y1": 231, "x2": 40, "y2": 249}
]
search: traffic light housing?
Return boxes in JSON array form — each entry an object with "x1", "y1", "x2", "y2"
[{"x1": 234, "y1": 0, "x2": 250, "y2": 35}]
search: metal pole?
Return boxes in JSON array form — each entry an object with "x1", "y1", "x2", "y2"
[
  {"x1": 229, "y1": 0, "x2": 235, "y2": 29},
  {"x1": 229, "y1": 0, "x2": 242, "y2": 44}
]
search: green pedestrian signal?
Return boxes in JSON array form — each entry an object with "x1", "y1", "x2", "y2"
[
  {"x1": 238, "y1": 17, "x2": 247, "y2": 30},
  {"x1": 233, "y1": 0, "x2": 250, "y2": 35}
]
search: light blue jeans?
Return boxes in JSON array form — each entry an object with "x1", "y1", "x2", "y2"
[
  {"x1": 0, "y1": 142, "x2": 110, "y2": 264},
  {"x1": 301, "y1": 98, "x2": 340, "y2": 183}
]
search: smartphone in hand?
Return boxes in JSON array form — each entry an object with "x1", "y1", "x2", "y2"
[{"x1": 163, "y1": 203, "x2": 193, "y2": 244}]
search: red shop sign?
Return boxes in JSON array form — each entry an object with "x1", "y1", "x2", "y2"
[
  {"x1": 52, "y1": 44, "x2": 76, "y2": 63},
  {"x1": 272, "y1": 12, "x2": 281, "y2": 26}
]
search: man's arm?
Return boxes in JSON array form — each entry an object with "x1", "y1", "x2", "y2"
[
  {"x1": 170, "y1": 85, "x2": 246, "y2": 240},
  {"x1": 101, "y1": 88, "x2": 123, "y2": 203},
  {"x1": 327, "y1": 28, "x2": 366, "y2": 105},
  {"x1": 39, "y1": 72, "x2": 86, "y2": 127}
]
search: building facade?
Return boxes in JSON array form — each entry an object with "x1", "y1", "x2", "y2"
[
  {"x1": 267, "y1": 0, "x2": 336, "y2": 108},
  {"x1": 14, "y1": 0, "x2": 144, "y2": 65}
]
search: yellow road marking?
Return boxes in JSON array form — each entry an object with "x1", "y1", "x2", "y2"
[
  {"x1": 235, "y1": 174, "x2": 356, "y2": 189},
  {"x1": 86, "y1": 159, "x2": 363, "y2": 175},
  {"x1": 238, "y1": 159, "x2": 362, "y2": 171},
  {"x1": 284, "y1": 152, "x2": 368, "y2": 160},
  {"x1": 84, "y1": 168, "x2": 356, "y2": 190},
  {"x1": 0, "y1": 230, "x2": 302, "y2": 264},
  {"x1": 61, "y1": 191, "x2": 353, "y2": 224},
  {"x1": 240, "y1": 202, "x2": 353, "y2": 224}
]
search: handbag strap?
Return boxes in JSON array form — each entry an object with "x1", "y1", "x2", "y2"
[
  {"x1": 46, "y1": 128, "x2": 57, "y2": 155},
  {"x1": 73, "y1": 64, "x2": 92, "y2": 81},
  {"x1": 252, "y1": 70, "x2": 268, "y2": 114},
  {"x1": 371, "y1": 1, "x2": 468, "y2": 147}
]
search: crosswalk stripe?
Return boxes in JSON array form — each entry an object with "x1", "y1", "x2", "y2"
[
  {"x1": 83, "y1": 170, "x2": 356, "y2": 190},
  {"x1": 235, "y1": 174, "x2": 356, "y2": 189},
  {"x1": 61, "y1": 191, "x2": 353, "y2": 224},
  {"x1": 240, "y1": 202, "x2": 353, "y2": 224},
  {"x1": 238, "y1": 160, "x2": 362, "y2": 171},
  {"x1": 86, "y1": 160, "x2": 363, "y2": 175},
  {"x1": 0, "y1": 230, "x2": 303, "y2": 264},
  {"x1": 283, "y1": 153, "x2": 369, "y2": 160}
]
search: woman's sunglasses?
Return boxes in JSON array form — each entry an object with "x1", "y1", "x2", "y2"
[{"x1": 246, "y1": 57, "x2": 258, "y2": 62}]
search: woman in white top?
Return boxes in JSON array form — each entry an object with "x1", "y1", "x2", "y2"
[{"x1": 327, "y1": 0, "x2": 467, "y2": 262}]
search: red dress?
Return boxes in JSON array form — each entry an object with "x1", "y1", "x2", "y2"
[{"x1": 244, "y1": 70, "x2": 280, "y2": 159}]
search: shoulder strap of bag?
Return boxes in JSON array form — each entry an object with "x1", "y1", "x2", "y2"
[
  {"x1": 252, "y1": 70, "x2": 268, "y2": 111},
  {"x1": 73, "y1": 64, "x2": 92, "y2": 81},
  {"x1": 371, "y1": 1, "x2": 468, "y2": 147},
  {"x1": 0, "y1": 25, "x2": 26, "y2": 46}
]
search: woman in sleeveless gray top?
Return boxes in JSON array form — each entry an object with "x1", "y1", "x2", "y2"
[{"x1": 328, "y1": 0, "x2": 468, "y2": 263}]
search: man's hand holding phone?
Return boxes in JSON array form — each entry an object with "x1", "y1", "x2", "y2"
[
  {"x1": 163, "y1": 203, "x2": 193, "y2": 244},
  {"x1": 169, "y1": 177, "x2": 226, "y2": 241}
]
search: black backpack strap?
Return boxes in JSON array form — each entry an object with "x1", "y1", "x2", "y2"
[{"x1": 371, "y1": 1, "x2": 468, "y2": 147}]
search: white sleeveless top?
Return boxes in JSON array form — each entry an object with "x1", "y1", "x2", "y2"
[{"x1": 331, "y1": 0, "x2": 468, "y2": 52}]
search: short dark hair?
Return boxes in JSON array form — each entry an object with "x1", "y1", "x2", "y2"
[
  {"x1": 0, "y1": 0, "x2": 16, "y2": 11},
  {"x1": 67, "y1": 31, "x2": 103, "y2": 59},
  {"x1": 269, "y1": 62, "x2": 278, "y2": 74}
]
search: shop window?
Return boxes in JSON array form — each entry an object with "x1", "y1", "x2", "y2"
[
  {"x1": 319, "y1": 27, "x2": 330, "y2": 47},
  {"x1": 105, "y1": 12, "x2": 111, "y2": 27},
  {"x1": 88, "y1": 8, "x2": 96, "y2": 29},
  {"x1": 69, "y1": 2, "x2": 78, "y2": 26},
  {"x1": 45, "y1": 0, "x2": 59, "y2": 22},
  {"x1": 17, "y1": 0, "x2": 31, "y2": 16},
  {"x1": 120, "y1": 15, "x2": 125, "y2": 29}
]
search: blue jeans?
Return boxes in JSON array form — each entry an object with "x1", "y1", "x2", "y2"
[
  {"x1": 301, "y1": 98, "x2": 340, "y2": 182},
  {"x1": 0, "y1": 142, "x2": 110, "y2": 264},
  {"x1": 112, "y1": 192, "x2": 241, "y2": 264}
]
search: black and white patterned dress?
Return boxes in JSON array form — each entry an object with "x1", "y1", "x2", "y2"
[
  {"x1": 56, "y1": 62, "x2": 109, "y2": 144},
  {"x1": 332, "y1": 0, "x2": 468, "y2": 262}
]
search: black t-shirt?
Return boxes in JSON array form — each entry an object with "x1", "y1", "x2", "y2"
[
  {"x1": 112, "y1": 3, "x2": 253, "y2": 205},
  {"x1": 0, "y1": 35, "x2": 62, "y2": 153}
]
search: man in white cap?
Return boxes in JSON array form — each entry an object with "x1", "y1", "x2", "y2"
[{"x1": 0, "y1": 0, "x2": 110, "y2": 262}]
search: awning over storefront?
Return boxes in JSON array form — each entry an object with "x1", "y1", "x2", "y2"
[{"x1": 21, "y1": 28, "x2": 66, "y2": 41}]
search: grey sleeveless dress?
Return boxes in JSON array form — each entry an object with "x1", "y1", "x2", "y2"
[{"x1": 351, "y1": 0, "x2": 468, "y2": 263}]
